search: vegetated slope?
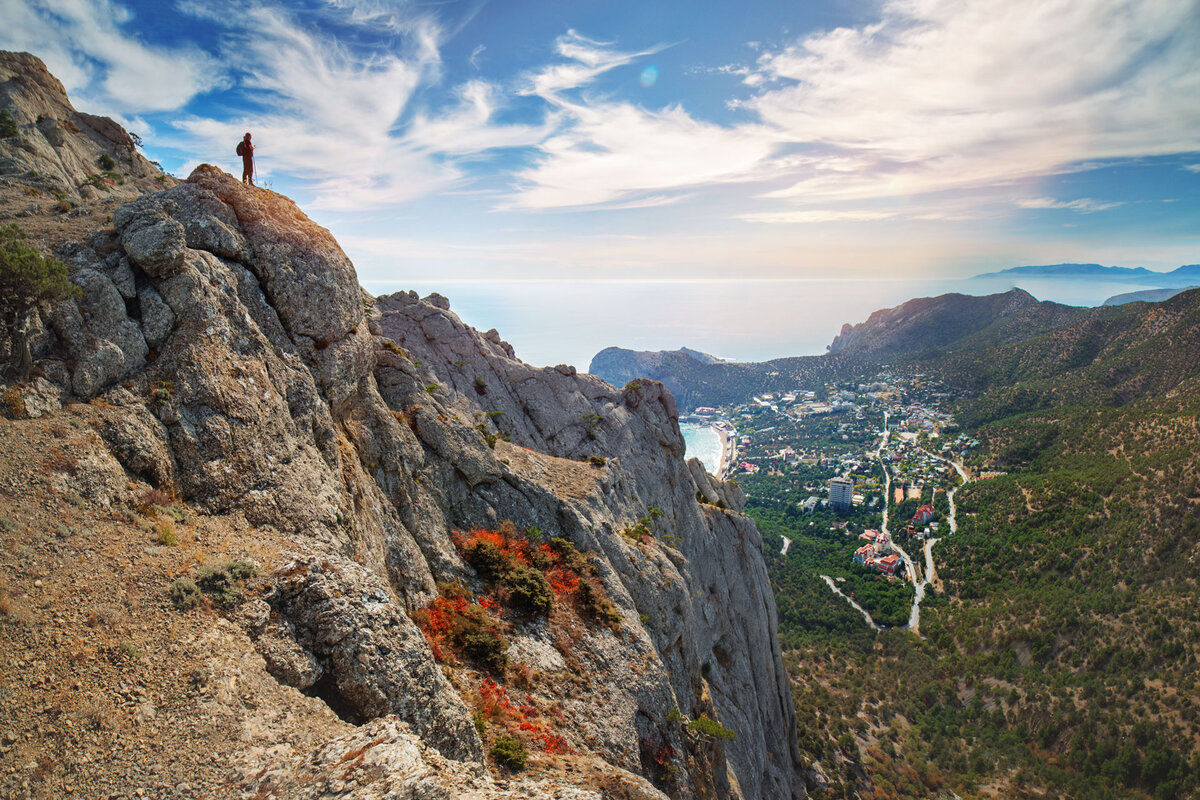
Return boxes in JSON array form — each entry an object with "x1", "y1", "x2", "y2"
[
  {"x1": 759, "y1": 291, "x2": 1200, "y2": 799},
  {"x1": 931, "y1": 287, "x2": 1200, "y2": 420},
  {"x1": 0, "y1": 54, "x2": 804, "y2": 800},
  {"x1": 824, "y1": 288, "x2": 1091, "y2": 361},
  {"x1": 1103, "y1": 286, "x2": 1200, "y2": 305}
]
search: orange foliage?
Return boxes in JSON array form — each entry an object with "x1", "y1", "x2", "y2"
[
  {"x1": 478, "y1": 677, "x2": 570, "y2": 755},
  {"x1": 452, "y1": 522, "x2": 613, "y2": 621},
  {"x1": 411, "y1": 590, "x2": 506, "y2": 671}
]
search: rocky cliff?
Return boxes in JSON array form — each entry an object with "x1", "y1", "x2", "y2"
[
  {"x1": 0, "y1": 52, "x2": 175, "y2": 249},
  {"x1": 0, "y1": 53, "x2": 803, "y2": 800}
]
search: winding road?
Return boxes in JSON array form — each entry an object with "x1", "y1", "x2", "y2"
[
  {"x1": 818, "y1": 412, "x2": 969, "y2": 634},
  {"x1": 820, "y1": 575, "x2": 882, "y2": 631}
]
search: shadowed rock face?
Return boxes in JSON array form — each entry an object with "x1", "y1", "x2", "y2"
[{"x1": 11, "y1": 158, "x2": 804, "y2": 796}]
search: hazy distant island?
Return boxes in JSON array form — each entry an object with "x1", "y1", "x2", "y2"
[{"x1": 971, "y1": 262, "x2": 1200, "y2": 285}]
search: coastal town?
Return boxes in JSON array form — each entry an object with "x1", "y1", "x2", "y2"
[{"x1": 683, "y1": 373, "x2": 974, "y2": 629}]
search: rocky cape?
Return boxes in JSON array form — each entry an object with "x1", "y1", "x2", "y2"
[{"x1": 0, "y1": 54, "x2": 803, "y2": 800}]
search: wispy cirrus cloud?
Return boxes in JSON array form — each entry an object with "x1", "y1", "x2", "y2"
[
  {"x1": 742, "y1": 0, "x2": 1200, "y2": 207},
  {"x1": 520, "y1": 30, "x2": 662, "y2": 100},
  {"x1": 505, "y1": 32, "x2": 775, "y2": 209},
  {"x1": 737, "y1": 209, "x2": 899, "y2": 224},
  {"x1": 1016, "y1": 197, "x2": 1124, "y2": 213},
  {"x1": 167, "y1": 1, "x2": 545, "y2": 209},
  {"x1": 493, "y1": 0, "x2": 1200, "y2": 217}
]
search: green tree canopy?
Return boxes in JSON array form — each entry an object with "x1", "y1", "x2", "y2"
[
  {"x1": 1, "y1": 224, "x2": 78, "y2": 376},
  {"x1": 0, "y1": 224, "x2": 77, "y2": 321}
]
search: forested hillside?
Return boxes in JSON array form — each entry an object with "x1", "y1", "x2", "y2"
[{"x1": 754, "y1": 289, "x2": 1200, "y2": 799}]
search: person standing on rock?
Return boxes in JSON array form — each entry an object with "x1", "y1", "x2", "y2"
[{"x1": 237, "y1": 132, "x2": 255, "y2": 186}]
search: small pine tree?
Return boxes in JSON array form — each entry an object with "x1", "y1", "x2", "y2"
[
  {"x1": 0, "y1": 224, "x2": 79, "y2": 377},
  {"x1": 0, "y1": 109, "x2": 17, "y2": 138}
]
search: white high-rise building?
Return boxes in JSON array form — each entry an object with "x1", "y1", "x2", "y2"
[{"x1": 828, "y1": 477, "x2": 854, "y2": 511}]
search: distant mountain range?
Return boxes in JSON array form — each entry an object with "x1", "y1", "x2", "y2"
[
  {"x1": 590, "y1": 286, "x2": 1200, "y2": 410},
  {"x1": 971, "y1": 263, "x2": 1200, "y2": 285}
]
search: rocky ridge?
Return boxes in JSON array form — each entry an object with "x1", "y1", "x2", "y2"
[
  {"x1": 0, "y1": 53, "x2": 803, "y2": 800},
  {"x1": 0, "y1": 51, "x2": 175, "y2": 250}
]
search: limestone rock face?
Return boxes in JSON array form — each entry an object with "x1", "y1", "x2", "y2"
[
  {"x1": 238, "y1": 717, "x2": 669, "y2": 800},
  {"x1": 0, "y1": 51, "x2": 170, "y2": 201},
  {"x1": 11, "y1": 159, "x2": 803, "y2": 798},
  {"x1": 251, "y1": 559, "x2": 484, "y2": 763},
  {"x1": 375, "y1": 291, "x2": 805, "y2": 800}
]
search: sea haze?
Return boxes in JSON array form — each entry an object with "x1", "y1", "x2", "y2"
[{"x1": 382, "y1": 275, "x2": 1188, "y2": 370}]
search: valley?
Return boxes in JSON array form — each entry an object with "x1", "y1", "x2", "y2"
[{"x1": 603, "y1": 288, "x2": 1200, "y2": 800}]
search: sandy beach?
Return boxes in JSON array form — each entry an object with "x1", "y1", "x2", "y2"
[{"x1": 716, "y1": 426, "x2": 736, "y2": 479}]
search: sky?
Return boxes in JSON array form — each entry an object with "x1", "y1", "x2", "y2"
[{"x1": 4, "y1": 0, "x2": 1200, "y2": 367}]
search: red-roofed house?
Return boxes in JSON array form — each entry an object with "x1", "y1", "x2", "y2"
[{"x1": 912, "y1": 504, "x2": 935, "y2": 524}]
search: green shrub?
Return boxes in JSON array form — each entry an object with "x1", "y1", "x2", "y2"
[
  {"x1": 1, "y1": 224, "x2": 79, "y2": 376},
  {"x1": 82, "y1": 173, "x2": 110, "y2": 192},
  {"x1": 490, "y1": 734, "x2": 527, "y2": 771},
  {"x1": 116, "y1": 639, "x2": 142, "y2": 660},
  {"x1": 463, "y1": 539, "x2": 510, "y2": 579},
  {"x1": 474, "y1": 375, "x2": 487, "y2": 395},
  {"x1": 425, "y1": 383, "x2": 440, "y2": 394},
  {"x1": 576, "y1": 575, "x2": 620, "y2": 626},
  {"x1": 0, "y1": 110, "x2": 16, "y2": 138},
  {"x1": 688, "y1": 715, "x2": 737, "y2": 741},
  {"x1": 190, "y1": 560, "x2": 256, "y2": 606},
  {"x1": 1, "y1": 224, "x2": 78, "y2": 314},
  {"x1": 97, "y1": 153, "x2": 116, "y2": 170},
  {"x1": 2, "y1": 387, "x2": 25, "y2": 419},
  {"x1": 412, "y1": 585, "x2": 509, "y2": 673},
  {"x1": 462, "y1": 629, "x2": 509, "y2": 673},
  {"x1": 504, "y1": 565, "x2": 553, "y2": 616},
  {"x1": 588, "y1": 455, "x2": 607, "y2": 467},
  {"x1": 156, "y1": 522, "x2": 177, "y2": 546},
  {"x1": 169, "y1": 577, "x2": 201, "y2": 610}
]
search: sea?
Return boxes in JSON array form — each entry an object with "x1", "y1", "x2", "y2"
[{"x1": 680, "y1": 423, "x2": 722, "y2": 474}]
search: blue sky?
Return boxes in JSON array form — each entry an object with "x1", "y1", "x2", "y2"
[{"x1": 4, "y1": 0, "x2": 1200, "y2": 366}]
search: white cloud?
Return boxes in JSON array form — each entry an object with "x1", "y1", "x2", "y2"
[
  {"x1": 508, "y1": 101, "x2": 775, "y2": 209},
  {"x1": 469, "y1": 44, "x2": 486, "y2": 70},
  {"x1": 520, "y1": 30, "x2": 663, "y2": 100},
  {"x1": 1016, "y1": 197, "x2": 1124, "y2": 213},
  {"x1": 502, "y1": 2, "x2": 1200, "y2": 215},
  {"x1": 505, "y1": 33, "x2": 774, "y2": 209},
  {"x1": 405, "y1": 81, "x2": 552, "y2": 157},
  {"x1": 164, "y1": 3, "x2": 547, "y2": 209},
  {"x1": 737, "y1": 209, "x2": 899, "y2": 224},
  {"x1": 1184, "y1": 164, "x2": 1200, "y2": 174},
  {"x1": 0, "y1": 0, "x2": 222, "y2": 113},
  {"x1": 744, "y1": 0, "x2": 1200, "y2": 204}
]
